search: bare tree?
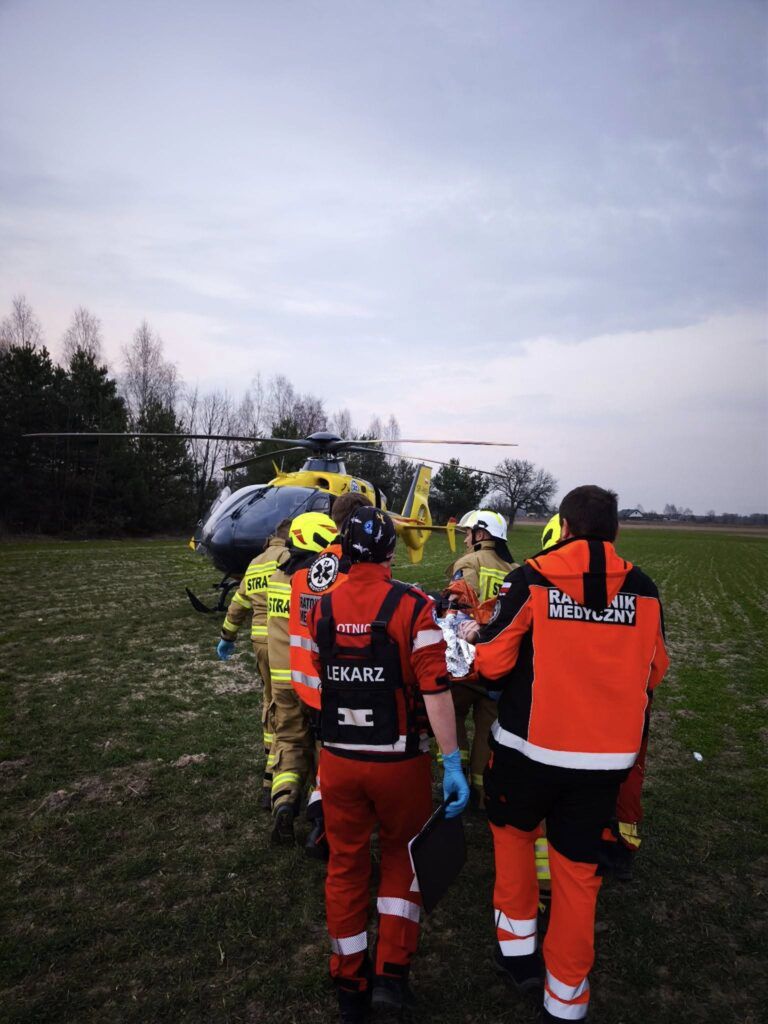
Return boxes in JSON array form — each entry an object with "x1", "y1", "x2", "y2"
[
  {"x1": 0, "y1": 295, "x2": 43, "y2": 351},
  {"x1": 184, "y1": 387, "x2": 237, "y2": 515},
  {"x1": 62, "y1": 306, "x2": 103, "y2": 363},
  {"x1": 121, "y1": 321, "x2": 179, "y2": 423},
  {"x1": 292, "y1": 394, "x2": 327, "y2": 435},
  {"x1": 330, "y1": 407, "x2": 354, "y2": 438},
  {"x1": 238, "y1": 375, "x2": 268, "y2": 436},
  {"x1": 487, "y1": 458, "x2": 558, "y2": 524}
]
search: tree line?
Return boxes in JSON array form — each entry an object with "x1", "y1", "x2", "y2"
[{"x1": 0, "y1": 296, "x2": 558, "y2": 536}]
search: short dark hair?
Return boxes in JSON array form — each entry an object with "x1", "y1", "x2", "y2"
[
  {"x1": 559, "y1": 485, "x2": 618, "y2": 541},
  {"x1": 330, "y1": 491, "x2": 373, "y2": 527}
]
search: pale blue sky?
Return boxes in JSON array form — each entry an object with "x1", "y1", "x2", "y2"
[{"x1": 1, "y1": 0, "x2": 766, "y2": 512}]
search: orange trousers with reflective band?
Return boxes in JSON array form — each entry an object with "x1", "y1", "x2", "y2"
[
  {"x1": 491, "y1": 822, "x2": 600, "y2": 1020},
  {"x1": 321, "y1": 749, "x2": 433, "y2": 990}
]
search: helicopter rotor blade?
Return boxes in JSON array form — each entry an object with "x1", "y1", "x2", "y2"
[
  {"x1": 23, "y1": 431, "x2": 317, "y2": 445},
  {"x1": 222, "y1": 447, "x2": 308, "y2": 472},
  {"x1": 381, "y1": 453, "x2": 509, "y2": 480},
  {"x1": 341, "y1": 438, "x2": 518, "y2": 447}
]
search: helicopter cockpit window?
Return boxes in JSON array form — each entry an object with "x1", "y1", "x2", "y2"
[{"x1": 309, "y1": 493, "x2": 331, "y2": 512}]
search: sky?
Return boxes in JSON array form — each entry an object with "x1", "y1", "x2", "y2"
[{"x1": 1, "y1": 0, "x2": 766, "y2": 514}]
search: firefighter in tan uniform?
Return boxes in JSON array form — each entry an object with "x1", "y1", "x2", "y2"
[
  {"x1": 268, "y1": 511, "x2": 339, "y2": 844},
  {"x1": 217, "y1": 520, "x2": 291, "y2": 808},
  {"x1": 447, "y1": 509, "x2": 516, "y2": 805}
]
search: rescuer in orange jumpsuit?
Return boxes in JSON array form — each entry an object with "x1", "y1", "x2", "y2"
[
  {"x1": 308, "y1": 507, "x2": 470, "y2": 1024},
  {"x1": 289, "y1": 491, "x2": 373, "y2": 857},
  {"x1": 460, "y1": 486, "x2": 668, "y2": 1022}
]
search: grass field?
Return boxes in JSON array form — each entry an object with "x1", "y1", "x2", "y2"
[{"x1": 1, "y1": 526, "x2": 766, "y2": 1024}]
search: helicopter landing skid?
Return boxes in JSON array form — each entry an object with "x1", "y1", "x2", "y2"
[{"x1": 185, "y1": 577, "x2": 238, "y2": 614}]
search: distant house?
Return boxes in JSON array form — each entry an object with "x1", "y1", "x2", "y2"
[{"x1": 619, "y1": 508, "x2": 644, "y2": 520}]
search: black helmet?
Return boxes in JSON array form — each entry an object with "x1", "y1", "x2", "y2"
[{"x1": 341, "y1": 506, "x2": 396, "y2": 564}]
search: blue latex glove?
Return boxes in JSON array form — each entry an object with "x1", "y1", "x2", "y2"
[
  {"x1": 217, "y1": 639, "x2": 236, "y2": 661},
  {"x1": 441, "y1": 748, "x2": 470, "y2": 819}
]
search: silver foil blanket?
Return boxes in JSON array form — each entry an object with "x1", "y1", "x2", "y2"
[{"x1": 436, "y1": 614, "x2": 476, "y2": 678}]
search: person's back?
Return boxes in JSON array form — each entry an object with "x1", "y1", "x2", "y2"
[
  {"x1": 451, "y1": 538, "x2": 515, "y2": 602},
  {"x1": 488, "y1": 536, "x2": 664, "y2": 767},
  {"x1": 465, "y1": 485, "x2": 668, "y2": 1023},
  {"x1": 217, "y1": 526, "x2": 290, "y2": 807},
  {"x1": 307, "y1": 506, "x2": 469, "y2": 1024}
]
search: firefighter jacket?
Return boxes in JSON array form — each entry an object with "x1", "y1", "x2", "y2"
[
  {"x1": 474, "y1": 537, "x2": 668, "y2": 774},
  {"x1": 267, "y1": 550, "x2": 322, "y2": 687},
  {"x1": 221, "y1": 536, "x2": 289, "y2": 644},
  {"x1": 308, "y1": 562, "x2": 450, "y2": 761},
  {"x1": 289, "y1": 543, "x2": 350, "y2": 711},
  {"x1": 450, "y1": 540, "x2": 516, "y2": 602}
]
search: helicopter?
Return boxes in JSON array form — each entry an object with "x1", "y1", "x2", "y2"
[{"x1": 25, "y1": 428, "x2": 517, "y2": 612}]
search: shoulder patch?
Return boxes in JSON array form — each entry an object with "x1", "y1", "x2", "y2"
[
  {"x1": 308, "y1": 552, "x2": 340, "y2": 592},
  {"x1": 488, "y1": 600, "x2": 502, "y2": 624},
  {"x1": 451, "y1": 569, "x2": 464, "y2": 581}
]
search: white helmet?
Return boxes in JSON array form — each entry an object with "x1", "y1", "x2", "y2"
[{"x1": 457, "y1": 509, "x2": 508, "y2": 540}]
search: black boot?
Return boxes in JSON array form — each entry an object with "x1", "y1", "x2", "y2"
[
  {"x1": 305, "y1": 815, "x2": 330, "y2": 860},
  {"x1": 337, "y1": 988, "x2": 369, "y2": 1024},
  {"x1": 270, "y1": 802, "x2": 296, "y2": 845},
  {"x1": 371, "y1": 974, "x2": 416, "y2": 1014},
  {"x1": 493, "y1": 945, "x2": 543, "y2": 994}
]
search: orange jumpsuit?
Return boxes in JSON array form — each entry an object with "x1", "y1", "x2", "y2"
[
  {"x1": 308, "y1": 563, "x2": 449, "y2": 994},
  {"x1": 475, "y1": 538, "x2": 668, "y2": 1021}
]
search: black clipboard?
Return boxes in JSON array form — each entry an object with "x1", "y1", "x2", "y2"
[{"x1": 408, "y1": 801, "x2": 467, "y2": 914}]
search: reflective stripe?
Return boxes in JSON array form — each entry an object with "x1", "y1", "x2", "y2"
[
  {"x1": 499, "y1": 935, "x2": 536, "y2": 956},
  {"x1": 495, "y1": 910, "x2": 537, "y2": 936},
  {"x1": 325, "y1": 734, "x2": 431, "y2": 755},
  {"x1": 291, "y1": 670, "x2": 322, "y2": 691},
  {"x1": 263, "y1": 731, "x2": 274, "y2": 745},
  {"x1": 478, "y1": 566, "x2": 507, "y2": 600},
  {"x1": 251, "y1": 625, "x2": 268, "y2": 637},
  {"x1": 412, "y1": 628, "x2": 444, "y2": 652},
  {"x1": 222, "y1": 617, "x2": 239, "y2": 633},
  {"x1": 460, "y1": 749, "x2": 470, "y2": 763},
  {"x1": 233, "y1": 592, "x2": 251, "y2": 609},
  {"x1": 290, "y1": 635, "x2": 319, "y2": 653},
  {"x1": 619, "y1": 821, "x2": 642, "y2": 848},
  {"x1": 377, "y1": 897, "x2": 420, "y2": 923},
  {"x1": 266, "y1": 753, "x2": 277, "y2": 767},
  {"x1": 546, "y1": 970, "x2": 589, "y2": 1002},
  {"x1": 330, "y1": 931, "x2": 368, "y2": 956},
  {"x1": 271, "y1": 771, "x2": 300, "y2": 792},
  {"x1": 535, "y1": 838, "x2": 551, "y2": 879},
  {"x1": 271, "y1": 668, "x2": 291, "y2": 682},
  {"x1": 471, "y1": 773, "x2": 484, "y2": 787},
  {"x1": 491, "y1": 721, "x2": 637, "y2": 770},
  {"x1": 543, "y1": 989, "x2": 589, "y2": 1019}
]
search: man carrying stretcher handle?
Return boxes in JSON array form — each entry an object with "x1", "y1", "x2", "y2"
[{"x1": 308, "y1": 506, "x2": 470, "y2": 1024}]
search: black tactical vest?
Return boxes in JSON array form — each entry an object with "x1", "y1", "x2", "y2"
[{"x1": 315, "y1": 582, "x2": 419, "y2": 755}]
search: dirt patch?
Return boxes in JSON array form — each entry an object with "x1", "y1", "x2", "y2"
[
  {"x1": 213, "y1": 679, "x2": 262, "y2": 696},
  {"x1": 172, "y1": 753, "x2": 208, "y2": 768},
  {"x1": 31, "y1": 761, "x2": 156, "y2": 815}
]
